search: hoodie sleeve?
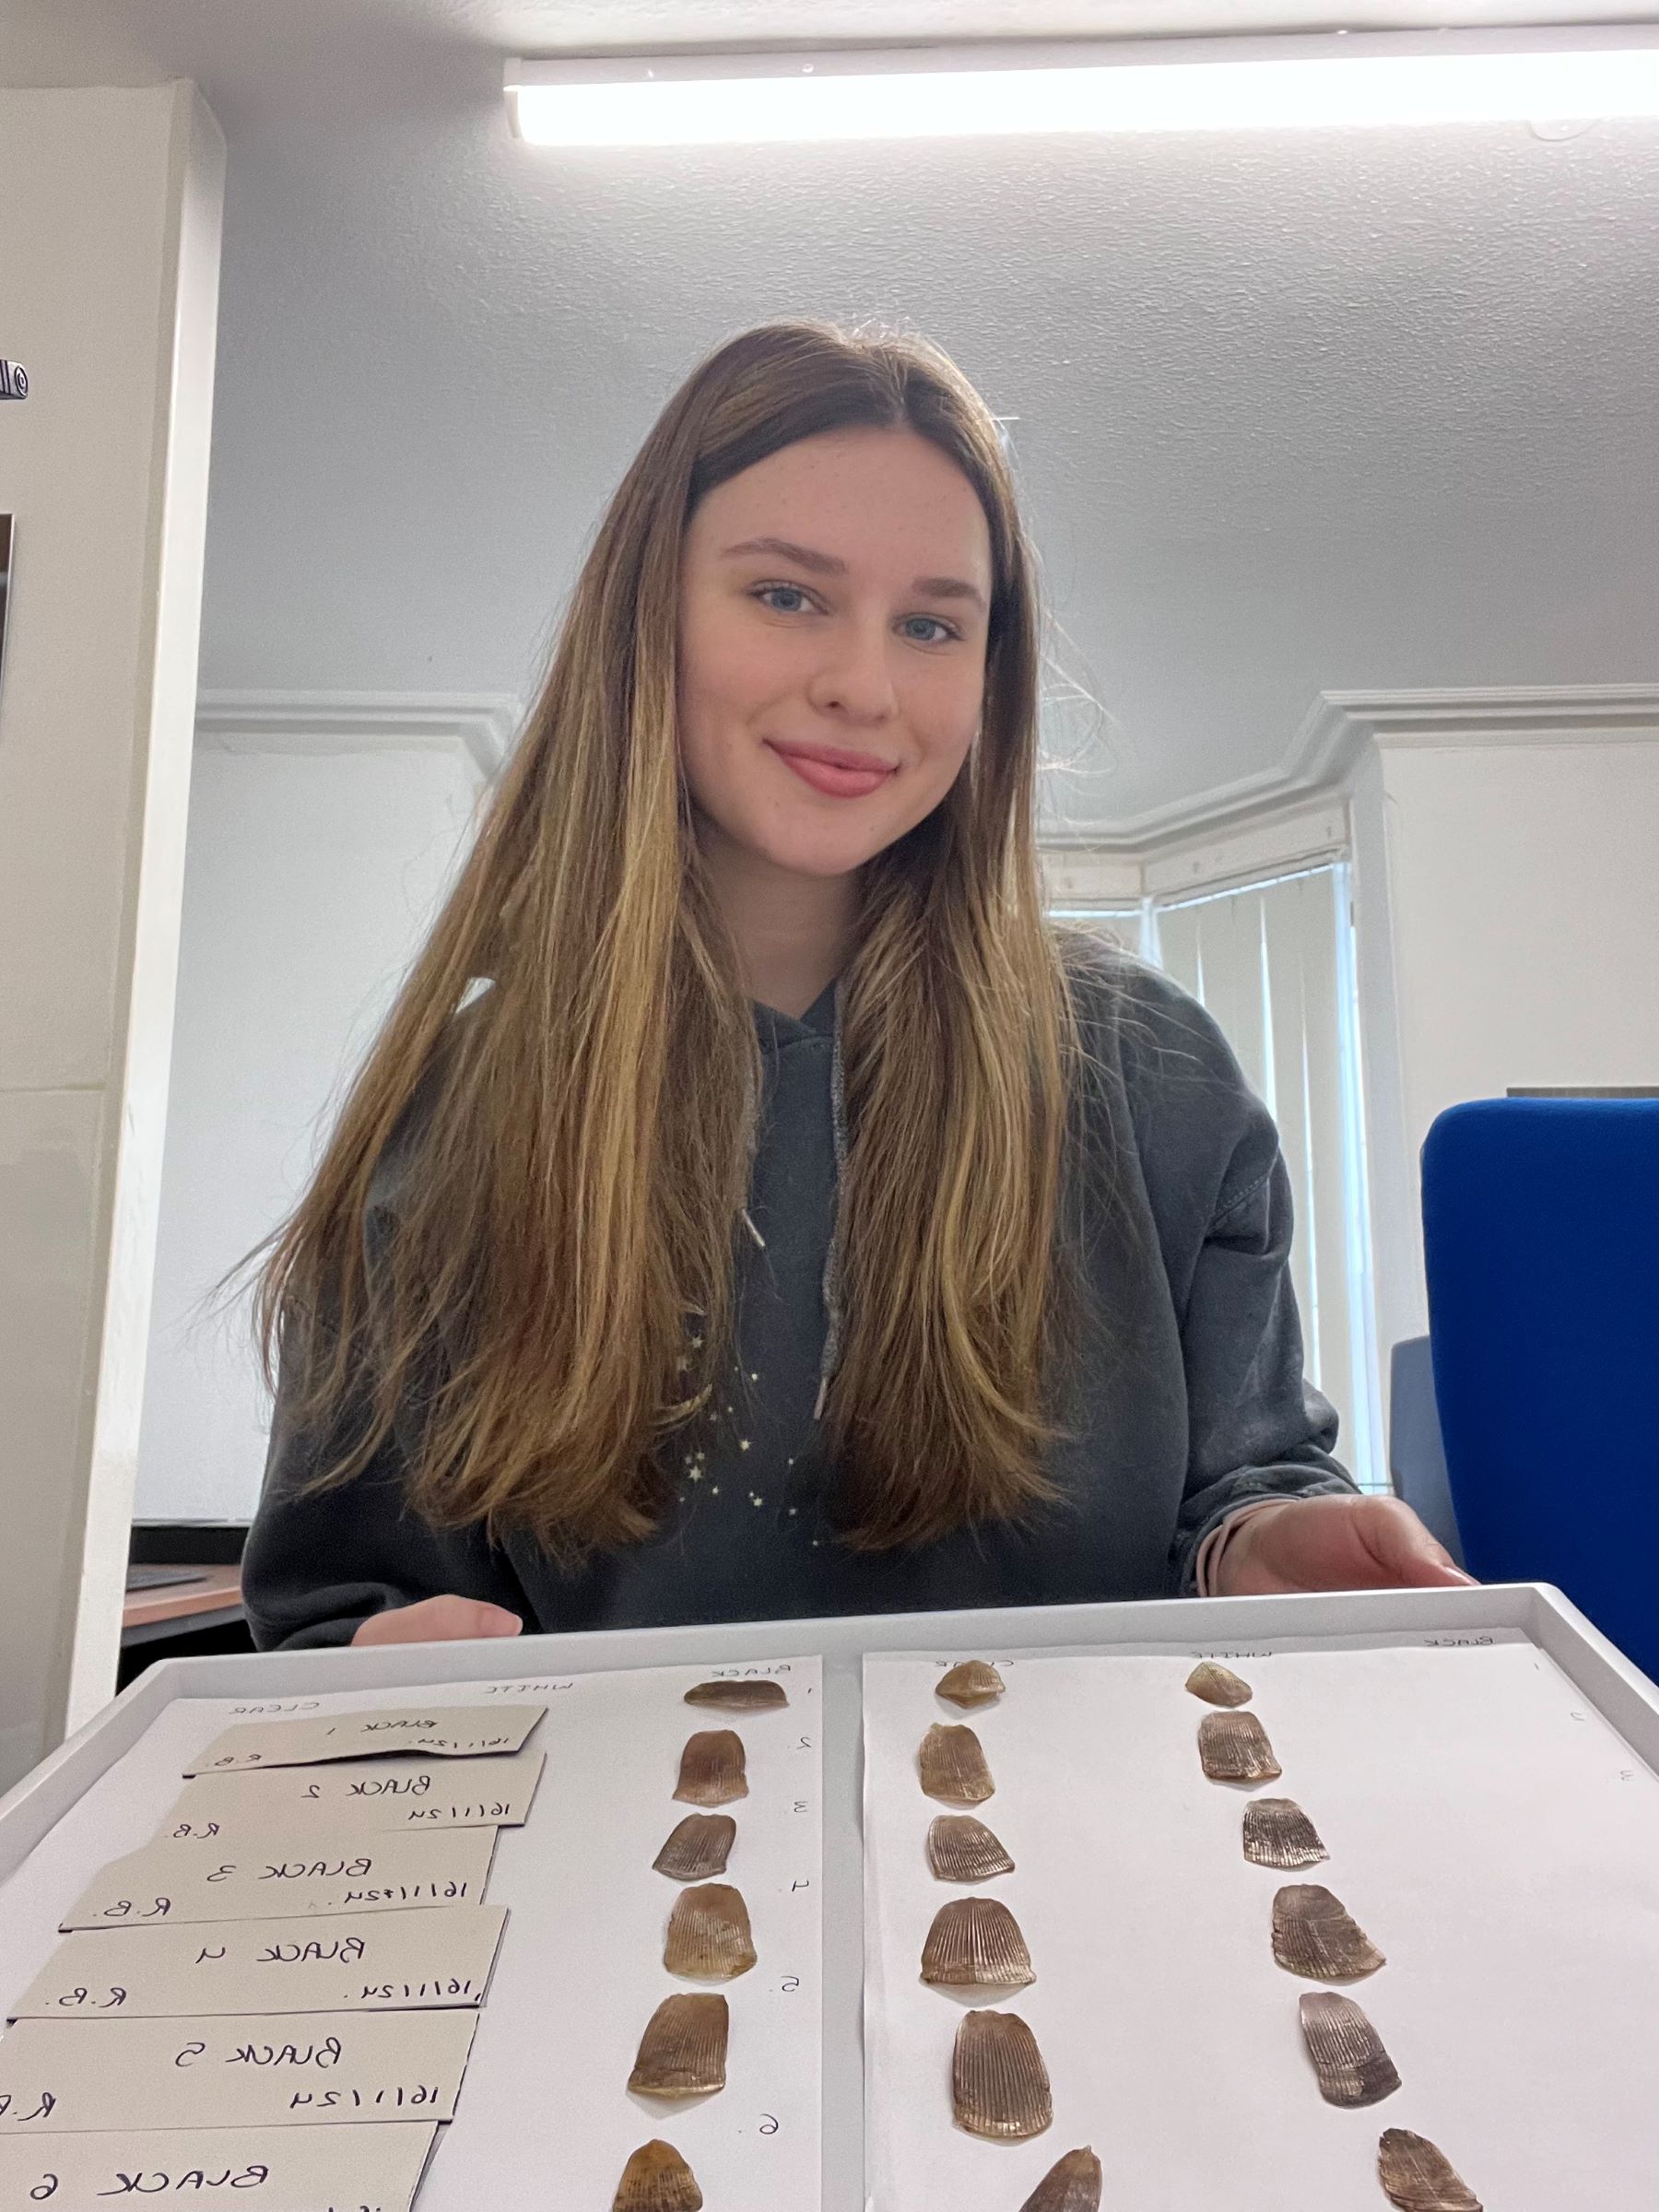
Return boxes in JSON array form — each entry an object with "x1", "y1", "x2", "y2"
[
  {"x1": 1098, "y1": 957, "x2": 1359, "y2": 1593},
  {"x1": 1169, "y1": 1133, "x2": 1356, "y2": 1591},
  {"x1": 240, "y1": 1344, "x2": 531, "y2": 1650}
]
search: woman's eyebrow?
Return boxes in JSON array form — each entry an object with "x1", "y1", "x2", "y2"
[{"x1": 720, "y1": 535, "x2": 987, "y2": 613}]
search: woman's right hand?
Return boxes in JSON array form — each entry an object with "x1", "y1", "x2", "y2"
[{"x1": 351, "y1": 1595, "x2": 524, "y2": 1647}]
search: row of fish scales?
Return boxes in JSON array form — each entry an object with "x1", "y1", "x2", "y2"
[
  {"x1": 610, "y1": 1678, "x2": 791, "y2": 2209},
  {"x1": 920, "y1": 1668, "x2": 1102, "y2": 2208},
  {"x1": 1190, "y1": 1659, "x2": 1481, "y2": 2208}
]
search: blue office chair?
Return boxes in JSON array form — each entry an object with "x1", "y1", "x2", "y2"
[{"x1": 1421, "y1": 1097, "x2": 1659, "y2": 1682}]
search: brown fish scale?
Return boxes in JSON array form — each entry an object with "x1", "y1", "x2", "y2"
[
  {"x1": 920, "y1": 1897, "x2": 1035, "y2": 1990},
  {"x1": 674, "y1": 1729, "x2": 747, "y2": 1806},
  {"x1": 1242, "y1": 1797, "x2": 1329, "y2": 1869},
  {"x1": 927, "y1": 1814, "x2": 1016, "y2": 1883},
  {"x1": 610, "y1": 2139, "x2": 704, "y2": 2211},
  {"x1": 627, "y1": 1993, "x2": 729, "y2": 2098},
  {"x1": 653, "y1": 1813, "x2": 736, "y2": 1882},
  {"x1": 919, "y1": 1723, "x2": 995, "y2": 1805},
  {"x1": 1299, "y1": 1991, "x2": 1401, "y2": 2107},
  {"x1": 1273, "y1": 1884, "x2": 1385, "y2": 1982},
  {"x1": 1018, "y1": 2147, "x2": 1103, "y2": 2212},
  {"x1": 664, "y1": 1883, "x2": 757, "y2": 1982},
  {"x1": 936, "y1": 1660, "x2": 1006, "y2": 1709},
  {"x1": 684, "y1": 1679, "x2": 788, "y2": 1712},
  {"x1": 951, "y1": 2008, "x2": 1053, "y2": 2140},
  {"x1": 1378, "y1": 2129, "x2": 1483, "y2": 2211},
  {"x1": 1185, "y1": 1660, "x2": 1253, "y2": 1707},
  {"x1": 1198, "y1": 1710, "x2": 1282, "y2": 1783}
]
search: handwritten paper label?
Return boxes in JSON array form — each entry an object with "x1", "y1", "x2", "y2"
[
  {"x1": 164, "y1": 1749, "x2": 544, "y2": 1838},
  {"x1": 60, "y1": 1828, "x2": 498, "y2": 1931},
  {"x1": 184, "y1": 1704, "x2": 546, "y2": 1775},
  {"x1": 10, "y1": 1905, "x2": 507, "y2": 2021},
  {"x1": 0, "y1": 2121, "x2": 436, "y2": 2209},
  {"x1": 0, "y1": 2009, "x2": 477, "y2": 2135}
]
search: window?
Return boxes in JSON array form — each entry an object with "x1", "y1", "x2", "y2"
[{"x1": 1053, "y1": 863, "x2": 1382, "y2": 1490}]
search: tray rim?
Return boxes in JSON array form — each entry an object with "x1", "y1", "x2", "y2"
[{"x1": 3, "y1": 1581, "x2": 1653, "y2": 2212}]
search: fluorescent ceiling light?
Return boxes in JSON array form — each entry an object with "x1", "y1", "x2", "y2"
[{"x1": 507, "y1": 36, "x2": 1659, "y2": 148}]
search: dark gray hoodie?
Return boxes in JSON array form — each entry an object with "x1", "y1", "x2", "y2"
[{"x1": 242, "y1": 950, "x2": 1355, "y2": 1648}]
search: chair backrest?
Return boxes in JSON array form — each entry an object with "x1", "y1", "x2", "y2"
[
  {"x1": 1387, "y1": 1335, "x2": 1465, "y2": 1569},
  {"x1": 1422, "y1": 1098, "x2": 1659, "y2": 1680}
]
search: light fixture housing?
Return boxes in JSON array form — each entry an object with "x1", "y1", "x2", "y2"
[{"x1": 505, "y1": 29, "x2": 1659, "y2": 149}]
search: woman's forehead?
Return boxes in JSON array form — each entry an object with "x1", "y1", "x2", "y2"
[{"x1": 691, "y1": 429, "x2": 993, "y2": 585}]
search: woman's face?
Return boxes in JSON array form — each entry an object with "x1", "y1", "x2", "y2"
[{"x1": 677, "y1": 426, "x2": 994, "y2": 883}]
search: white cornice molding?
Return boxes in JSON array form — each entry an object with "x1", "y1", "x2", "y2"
[
  {"x1": 1043, "y1": 791, "x2": 1350, "y2": 907},
  {"x1": 1042, "y1": 750, "x2": 1343, "y2": 852},
  {"x1": 194, "y1": 689, "x2": 524, "y2": 782},
  {"x1": 1040, "y1": 691, "x2": 1359, "y2": 853},
  {"x1": 1298, "y1": 681, "x2": 1659, "y2": 760},
  {"x1": 1041, "y1": 681, "x2": 1659, "y2": 865}
]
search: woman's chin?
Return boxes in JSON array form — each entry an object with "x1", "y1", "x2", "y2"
[{"x1": 747, "y1": 818, "x2": 893, "y2": 881}]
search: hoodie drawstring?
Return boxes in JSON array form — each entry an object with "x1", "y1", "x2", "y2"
[
  {"x1": 735, "y1": 982, "x2": 845, "y2": 1425},
  {"x1": 812, "y1": 978, "x2": 848, "y2": 1421}
]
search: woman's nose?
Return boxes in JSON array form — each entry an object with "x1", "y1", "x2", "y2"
[{"x1": 804, "y1": 621, "x2": 900, "y2": 724}]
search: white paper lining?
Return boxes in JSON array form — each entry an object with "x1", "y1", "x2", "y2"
[{"x1": 864, "y1": 1638, "x2": 1659, "y2": 2210}]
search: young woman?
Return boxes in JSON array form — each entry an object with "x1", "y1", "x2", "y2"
[{"x1": 242, "y1": 321, "x2": 1468, "y2": 1652}]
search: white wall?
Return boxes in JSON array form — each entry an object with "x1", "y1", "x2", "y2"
[
  {"x1": 0, "y1": 84, "x2": 223, "y2": 1787},
  {"x1": 1351, "y1": 727, "x2": 1659, "y2": 1352},
  {"x1": 1347, "y1": 743, "x2": 1423, "y2": 1382},
  {"x1": 135, "y1": 742, "x2": 479, "y2": 1524}
]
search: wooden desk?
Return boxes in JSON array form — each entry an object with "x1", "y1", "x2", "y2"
[{"x1": 121, "y1": 1566, "x2": 245, "y2": 1645}]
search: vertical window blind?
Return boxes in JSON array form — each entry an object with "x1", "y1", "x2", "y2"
[{"x1": 1053, "y1": 865, "x2": 1381, "y2": 1489}]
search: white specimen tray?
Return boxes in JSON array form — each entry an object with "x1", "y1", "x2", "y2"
[{"x1": 3, "y1": 1581, "x2": 1656, "y2": 2210}]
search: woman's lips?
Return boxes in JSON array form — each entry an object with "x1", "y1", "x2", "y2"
[{"x1": 767, "y1": 742, "x2": 897, "y2": 799}]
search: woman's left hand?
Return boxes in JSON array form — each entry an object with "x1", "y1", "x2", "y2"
[{"x1": 1215, "y1": 1493, "x2": 1477, "y2": 1596}]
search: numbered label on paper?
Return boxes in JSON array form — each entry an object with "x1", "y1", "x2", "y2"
[
  {"x1": 59, "y1": 1828, "x2": 498, "y2": 1931},
  {"x1": 10, "y1": 1904, "x2": 507, "y2": 2022},
  {"x1": 0, "y1": 2120, "x2": 437, "y2": 2210},
  {"x1": 164, "y1": 1749, "x2": 544, "y2": 1838},
  {"x1": 183, "y1": 1704, "x2": 546, "y2": 1775},
  {"x1": 0, "y1": 2009, "x2": 477, "y2": 2135}
]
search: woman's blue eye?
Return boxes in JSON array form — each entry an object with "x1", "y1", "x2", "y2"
[{"x1": 752, "y1": 585, "x2": 958, "y2": 646}]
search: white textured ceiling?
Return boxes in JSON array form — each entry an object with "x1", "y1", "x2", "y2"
[{"x1": 5, "y1": 0, "x2": 1658, "y2": 829}]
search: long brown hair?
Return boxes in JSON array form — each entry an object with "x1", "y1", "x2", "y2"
[{"x1": 253, "y1": 319, "x2": 1109, "y2": 1559}]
